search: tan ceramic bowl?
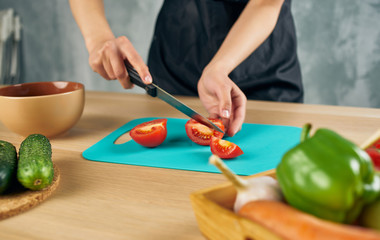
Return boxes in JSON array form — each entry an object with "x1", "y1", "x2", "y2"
[{"x1": 0, "y1": 81, "x2": 85, "y2": 138}]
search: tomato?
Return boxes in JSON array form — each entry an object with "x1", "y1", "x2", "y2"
[
  {"x1": 366, "y1": 148, "x2": 380, "y2": 171},
  {"x1": 185, "y1": 118, "x2": 225, "y2": 146},
  {"x1": 210, "y1": 136, "x2": 243, "y2": 159},
  {"x1": 129, "y1": 119, "x2": 167, "y2": 148}
]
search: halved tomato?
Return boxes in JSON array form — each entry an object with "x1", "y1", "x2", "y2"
[
  {"x1": 365, "y1": 138, "x2": 380, "y2": 171},
  {"x1": 366, "y1": 148, "x2": 380, "y2": 171},
  {"x1": 129, "y1": 119, "x2": 167, "y2": 148},
  {"x1": 210, "y1": 136, "x2": 243, "y2": 159},
  {"x1": 185, "y1": 118, "x2": 225, "y2": 146}
]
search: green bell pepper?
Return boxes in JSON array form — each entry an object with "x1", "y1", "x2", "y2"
[
  {"x1": 358, "y1": 172, "x2": 380, "y2": 230},
  {"x1": 276, "y1": 124, "x2": 380, "y2": 224},
  {"x1": 360, "y1": 198, "x2": 380, "y2": 230}
]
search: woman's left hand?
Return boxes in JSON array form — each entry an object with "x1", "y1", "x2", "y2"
[{"x1": 197, "y1": 65, "x2": 247, "y2": 137}]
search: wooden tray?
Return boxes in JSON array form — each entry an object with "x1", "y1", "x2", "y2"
[
  {"x1": 190, "y1": 130, "x2": 380, "y2": 240},
  {"x1": 190, "y1": 169, "x2": 281, "y2": 240},
  {"x1": 0, "y1": 164, "x2": 60, "y2": 220}
]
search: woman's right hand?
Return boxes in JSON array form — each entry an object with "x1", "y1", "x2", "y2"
[
  {"x1": 88, "y1": 36, "x2": 152, "y2": 88},
  {"x1": 68, "y1": 0, "x2": 151, "y2": 88}
]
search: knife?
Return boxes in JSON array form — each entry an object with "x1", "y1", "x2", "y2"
[{"x1": 125, "y1": 63, "x2": 224, "y2": 134}]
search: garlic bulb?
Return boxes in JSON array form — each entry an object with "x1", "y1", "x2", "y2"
[{"x1": 209, "y1": 154, "x2": 283, "y2": 213}]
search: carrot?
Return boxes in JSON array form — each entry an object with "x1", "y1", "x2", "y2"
[{"x1": 238, "y1": 200, "x2": 380, "y2": 240}]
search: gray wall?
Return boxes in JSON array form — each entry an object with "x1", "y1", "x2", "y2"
[
  {"x1": 0, "y1": 0, "x2": 379, "y2": 108},
  {"x1": 293, "y1": 1, "x2": 380, "y2": 107}
]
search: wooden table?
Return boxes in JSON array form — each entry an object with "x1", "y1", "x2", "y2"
[{"x1": 0, "y1": 91, "x2": 379, "y2": 240}]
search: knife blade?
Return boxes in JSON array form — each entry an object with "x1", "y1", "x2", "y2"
[{"x1": 125, "y1": 64, "x2": 224, "y2": 134}]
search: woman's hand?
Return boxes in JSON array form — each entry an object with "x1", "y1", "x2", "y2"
[
  {"x1": 69, "y1": 0, "x2": 152, "y2": 88},
  {"x1": 88, "y1": 36, "x2": 152, "y2": 88},
  {"x1": 197, "y1": 0, "x2": 285, "y2": 136},
  {"x1": 198, "y1": 65, "x2": 247, "y2": 137}
]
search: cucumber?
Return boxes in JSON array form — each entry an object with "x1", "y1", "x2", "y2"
[
  {"x1": 0, "y1": 140, "x2": 18, "y2": 194},
  {"x1": 17, "y1": 134, "x2": 54, "y2": 190}
]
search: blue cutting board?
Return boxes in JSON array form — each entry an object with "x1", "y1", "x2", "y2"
[{"x1": 82, "y1": 117, "x2": 301, "y2": 176}]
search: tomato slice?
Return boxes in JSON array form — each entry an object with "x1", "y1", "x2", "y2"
[
  {"x1": 185, "y1": 118, "x2": 225, "y2": 146},
  {"x1": 129, "y1": 119, "x2": 167, "y2": 148},
  {"x1": 210, "y1": 136, "x2": 243, "y2": 159}
]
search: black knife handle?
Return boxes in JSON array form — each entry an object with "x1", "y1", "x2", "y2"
[{"x1": 125, "y1": 62, "x2": 157, "y2": 97}]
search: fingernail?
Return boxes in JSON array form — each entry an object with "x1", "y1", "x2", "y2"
[
  {"x1": 222, "y1": 110, "x2": 230, "y2": 118},
  {"x1": 228, "y1": 130, "x2": 235, "y2": 137},
  {"x1": 144, "y1": 75, "x2": 152, "y2": 84}
]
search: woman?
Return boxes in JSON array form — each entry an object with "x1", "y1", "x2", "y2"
[{"x1": 69, "y1": 0, "x2": 303, "y2": 137}]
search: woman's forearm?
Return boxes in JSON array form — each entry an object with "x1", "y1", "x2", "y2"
[
  {"x1": 207, "y1": 0, "x2": 285, "y2": 74},
  {"x1": 69, "y1": 0, "x2": 115, "y2": 52}
]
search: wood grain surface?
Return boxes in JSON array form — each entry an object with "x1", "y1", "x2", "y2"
[{"x1": 0, "y1": 91, "x2": 379, "y2": 240}]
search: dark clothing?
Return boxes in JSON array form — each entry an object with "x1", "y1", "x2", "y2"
[{"x1": 147, "y1": 0, "x2": 303, "y2": 102}]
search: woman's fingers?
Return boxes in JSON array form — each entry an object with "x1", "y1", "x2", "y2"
[
  {"x1": 197, "y1": 68, "x2": 246, "y2": 137},
  {"x1": 88, "y1": 36, "x2": 151, "y2": 88},
  {"x1": 102, "y1": 57, "x2": 115, "y2": 80},
  {"x1": 117, "y1": 36, "x2": 152, "y2": 84},
  {"x1": 227, "y1": 87, "x2": 246, "y2": 137},
  {"x1": 108, "y1": 47, "x2": 131, "y2": 88},
  {"x1": 88, "y1": 46, "x2": 110, "y2": 80}
]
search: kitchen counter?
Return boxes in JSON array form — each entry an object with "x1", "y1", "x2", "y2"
[{"x1": 0, "y1": 91, "x2": 379, "y2": 240}]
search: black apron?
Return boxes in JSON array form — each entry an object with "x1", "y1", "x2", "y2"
[{"x1": 147, "y1": 0, "x2": 303, "y2": 102}]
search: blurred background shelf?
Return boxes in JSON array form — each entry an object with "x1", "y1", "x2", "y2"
[{"x1": 0, "y1": 8, "x2": 20, "y2": 85}]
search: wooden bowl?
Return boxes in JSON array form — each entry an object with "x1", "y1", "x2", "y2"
[
  {"x1": 190, "y1": 169, "x2": 281, "y2": 240},
  {"x1": 0, "y1": 81, "x2": 84, "y2": 138}
]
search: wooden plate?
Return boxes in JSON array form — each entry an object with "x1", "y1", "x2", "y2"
[{"x1": 0, "y1": 164, "x2": 60, "y2": 220}]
